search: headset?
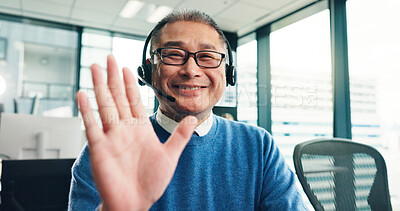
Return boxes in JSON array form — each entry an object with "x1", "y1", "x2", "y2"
[{"x1": 137, "y1": 29, "x2": 236, "y2": 97}]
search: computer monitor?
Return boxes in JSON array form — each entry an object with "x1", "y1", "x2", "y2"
[
  {"x1": 0, "y1": 159, "x2": 75, "y2": 210},
  {"x1": 0, "y1": 113, "x2": 83, "y2": 159}
]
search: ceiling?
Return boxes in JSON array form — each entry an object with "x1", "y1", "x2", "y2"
[{"x1": 0, "y1": 0, "x2": 317, "y2": 37}]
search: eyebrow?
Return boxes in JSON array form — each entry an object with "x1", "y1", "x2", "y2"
[
  {"x1": 162, "y1": 41, "x2": 218, "y2": 51},
  {"x1": 163, "y1": 41, "x2": 184, "y2": 48}
]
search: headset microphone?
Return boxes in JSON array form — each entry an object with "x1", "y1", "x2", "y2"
[{"x1": 136, "y1": 71, "x2": 176, "y2": 102}]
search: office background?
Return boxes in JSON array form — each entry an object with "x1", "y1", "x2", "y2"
[{"x1": 0, "y1": 0, "x2": 399, "y2": 209}]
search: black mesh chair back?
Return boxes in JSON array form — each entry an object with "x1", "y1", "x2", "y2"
[{"x1": 293, "y1": 138, "x2": 392, "y2": 211}]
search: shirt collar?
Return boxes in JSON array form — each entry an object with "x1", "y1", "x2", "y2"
[{"x1": 155, "y1": 108, "x2": 214, "y2": 136}]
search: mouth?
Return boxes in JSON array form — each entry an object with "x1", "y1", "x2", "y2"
[
  {"x1": 171, "y1": 84, "x2": 207, "y2": 96},
  {"x1": 176, "y1": 86, "x2": 203, "y2": 90},
  {"x1": 173, "y1": 85, "x2": 207, "y2": 90}
]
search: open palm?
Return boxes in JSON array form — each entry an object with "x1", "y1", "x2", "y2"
[{"x1": 77, "y1": 55, "x2": 197, "y2": 211}]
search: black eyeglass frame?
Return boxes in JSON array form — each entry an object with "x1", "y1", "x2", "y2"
[{"x1": 151, "y1": 47, "x2": 226, "y2": 68}]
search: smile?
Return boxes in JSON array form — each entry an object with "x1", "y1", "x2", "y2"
[
  {"x1": 172, "y1": 85, "x2": 207, "y2": 90},
  {"x1": 179, "y1": 86, "x2": 202, "y2": 90}
]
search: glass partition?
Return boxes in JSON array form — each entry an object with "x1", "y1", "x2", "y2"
[{"x1": 0, "y1": 19, "x2": 78, "y2": 116}]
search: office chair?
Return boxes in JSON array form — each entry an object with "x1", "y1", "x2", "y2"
[{"x1": 293, "y1": 138, "x2": 392, "y2": 211}]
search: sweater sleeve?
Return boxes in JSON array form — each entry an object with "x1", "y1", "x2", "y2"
[
  {"x1": 259, "y1": 133, "x2": 308, "y2": 211},
  {"x1": 68, "y1": 145, "x2": 101, "y2": 211}
]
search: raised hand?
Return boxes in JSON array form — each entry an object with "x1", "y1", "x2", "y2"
[{"x1": 77, "y1": 55, "x2": 197, "y2": 211}]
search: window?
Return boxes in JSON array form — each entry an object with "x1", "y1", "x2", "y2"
[
  {"x1": 268, "y1": 10, "x2": 332, "y2": 209},
  {"x1": 112, "y1": 36, "x2": 154, "y2": 114},
  {"x1": 347, "y1": 0, "x2": 400, "y2": 207},
  {"x1": 79, "y1": 29, "x2": 112, "y2": 125},
  {"x1": 237, "y1": 33, "x2": 257, "y2": 125},
  {"x1": 270, "y1": 10, "x2": 333, "y2": 163}
]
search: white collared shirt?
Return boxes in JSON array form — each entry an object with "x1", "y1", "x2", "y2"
[{"x1": 155, "y1": 108, "x2": 214, "y2": 136}]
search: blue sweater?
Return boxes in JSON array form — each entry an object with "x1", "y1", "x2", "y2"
[{"x1": 68, "y1": 115, "x2": 307, "y2": 210}]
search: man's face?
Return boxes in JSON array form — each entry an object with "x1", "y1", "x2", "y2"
[{"x1": 151, "y1": 21, "x2": 226, "y2": 121}]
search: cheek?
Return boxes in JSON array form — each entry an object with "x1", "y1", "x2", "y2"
[
  {"x1": 210, "y1": 71, "x2": 226, "y2": 98},
  {"x1": 152, "y1": 66, "x2": 167, "y2": 88}
]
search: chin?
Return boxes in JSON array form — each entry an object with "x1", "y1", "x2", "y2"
[
  {"x1": 173, "y1": 105, "x2": 211, "y2": 119},
  {"x1": 176, "y1": 105, "x2": 205, "y2": 115},
  {"x1": 176, "y1": 97, "x2": 210, "y2": 110}
]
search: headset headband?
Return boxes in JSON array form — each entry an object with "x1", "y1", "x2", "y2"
[{"x1": 138, "y1": 25, "x2": 236, "y2": 86}]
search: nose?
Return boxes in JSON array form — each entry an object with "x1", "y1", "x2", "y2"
[{"x1": 179, "y1": 55, "x2": 202, "y2": 78}]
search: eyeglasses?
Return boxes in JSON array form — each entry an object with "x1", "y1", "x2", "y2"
[{"x1": 151, "y1": 47, "x2": 226, "y2": 68}]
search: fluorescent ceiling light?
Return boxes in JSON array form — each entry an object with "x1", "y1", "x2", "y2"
[
  {"x1": 120, "y1": 0, "x2": 145, "y2": 18},
  {"x1": 147, "y1": 6, "x2": 173, "y2": 23}
]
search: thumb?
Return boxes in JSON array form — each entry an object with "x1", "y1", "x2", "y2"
[{"x1": 164, "y1": 116, "x2": 198, "y2": 161}]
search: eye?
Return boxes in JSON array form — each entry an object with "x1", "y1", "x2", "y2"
[
  {"x1": 162, "y1": 49, "x2": 185, "y2": 59},
  {"x1": 197, "y1": 52, "x2": 219, "y2": 61}
]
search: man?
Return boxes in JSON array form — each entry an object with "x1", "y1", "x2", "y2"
[{"x1": 69, "y1": 10, "x2": 307, "y2": 210}]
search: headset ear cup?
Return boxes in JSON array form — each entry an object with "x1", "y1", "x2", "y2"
[
  {"x1": 137, "y1": 63, "x2": 152, "y2": 86},
  {"x1": 144, "y1": 63, "x2": 152, "y2": 84},
  {"x1": 225, "y1": 64, "x2": 230, "y2": 86},
  {"x1": 225, "y1": 64, "x2": 236, "y2": 86},
  {"x1": 137, "y1": 66, "x2": 145, "y2": 86},
  {"x1": 231, "y1": 66, "x2": 236, "y2": 86}
]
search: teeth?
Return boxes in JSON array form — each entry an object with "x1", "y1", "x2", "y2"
[{"x1": 180, "y1": 86, "x2": 201, "y2": 90}]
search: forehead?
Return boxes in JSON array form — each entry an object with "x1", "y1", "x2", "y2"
[{"x1": 158, "y1": 21, "x2": 225, "y2": 50}]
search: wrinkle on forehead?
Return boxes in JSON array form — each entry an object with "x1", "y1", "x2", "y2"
[
  {"x1": 161, "y1": 41, "x2": 219, "y2": 51},
  {"x1": 155, "y1": 21, "x2": 226, "y2": 50}
]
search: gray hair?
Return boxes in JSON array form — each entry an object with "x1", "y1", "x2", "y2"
[{"x1": 150, "y1": 9, "x2": 226, "y2": 50}]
